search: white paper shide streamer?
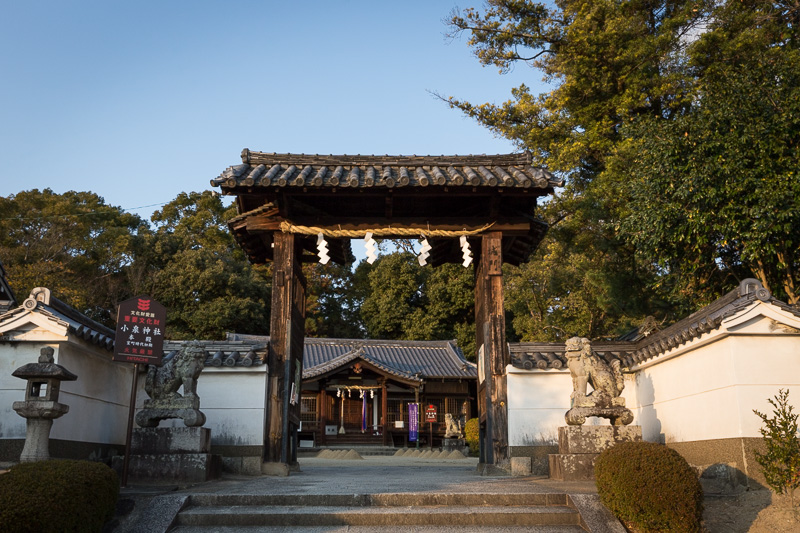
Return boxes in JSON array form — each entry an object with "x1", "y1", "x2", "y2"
[
  {"x1": 460, "y1": 235, "x2": 472, "y2": 267},
  {"x1": 418, "y1": 238, "x2": 432, "y2": 266},
  {"x1": 364, "y1": 232, "x2": 378, "y2": 264},
  {"x1": 316, "y1": 233, "x2": 330, "y2": 264}
]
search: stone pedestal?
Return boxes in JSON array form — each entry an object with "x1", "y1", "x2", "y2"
[
  {"x1": 549, "y1": 425, "x2": 642, "y2": 481},
  {"x1": 442, "y1": 438, "x2": 468, "y2": 456},
  {"x1": 113, "y1": 427, "x2": 221, "y2": 483},
  {"x1": 135, "y1": 397, "x2": 206, "y2": 428}
]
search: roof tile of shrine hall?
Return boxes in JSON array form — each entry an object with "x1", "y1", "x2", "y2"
[{"x1": 210, "y1": 149, "x2": 563, "y2": 191}]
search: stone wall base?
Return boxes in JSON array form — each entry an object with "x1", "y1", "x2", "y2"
[
  {"x1": 510, "y1": 444, "x2": 558, "y2": 476},
  {"x1": 112, "y1": 452, "x2": 222, "y2": 483}
]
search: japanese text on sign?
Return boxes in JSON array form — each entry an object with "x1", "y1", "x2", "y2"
[
  {"x1": 113, "y1": 296, "x2": 166, "y2": 365},
  {"x1": 409, "y1": 403, "x2": 419, "y2": 442}
]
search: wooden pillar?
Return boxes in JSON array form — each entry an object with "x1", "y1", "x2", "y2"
[
  {"x1": 381, "y1": 378, "x2": 388, "y2": 446},
  {"x1": 265, "y1": 232, "x2": 307, "y2": 474},
  {"x1": 474, "y1": 231, "x2": 510, "y2": 471}
]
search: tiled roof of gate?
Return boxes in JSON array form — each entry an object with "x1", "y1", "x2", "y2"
[
  {"x1": 509, "y1": 278, "x2": 799, "y2": 371},
  {"x1": 211, "y1": 150, "x2": 563, "y2": 191}
]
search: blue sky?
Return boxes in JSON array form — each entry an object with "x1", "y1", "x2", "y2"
[{"x1": 0, "y1": 1, "x2": 546, "y2": 221}]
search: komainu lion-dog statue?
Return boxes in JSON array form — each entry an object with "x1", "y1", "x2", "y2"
[
  {"x1": 565, "y1": 337, "x2": 633, "y2": 426},
  {"x1": 135, "y1": 341, "x2": 207, "y2": 427}
]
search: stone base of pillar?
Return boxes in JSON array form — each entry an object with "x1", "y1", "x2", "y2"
[
  {"x1": 261, "y1": 461, "x2": 291, "y2": 476},
  {"x1": 548, "y1": 425, "x2": 642, "y2": 481}
]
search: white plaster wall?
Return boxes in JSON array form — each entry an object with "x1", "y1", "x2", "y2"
[
  {"x1": 730, "y1": 335, "x2": 800, "y2": 438},
  {"x1": 52, "y1": 341, "x2": 134, "y2": 445},
  {"x1": 625, "y1": 331, "x2": 800, "y2": 443},
  {"x1": 507, "y1": 317, "x2": 800, "y2": 447},
  {"x1": 623, "y1": 335, "x2": 741, "y2": 443},
  {"x1": 507, "y1": 367, "x2": 571, "y2": 446},
  {"x1": 0, "y1": 343, "x2": 42, "y2": 439},
  {"x1": 154, "y1": 366, "x2": 267, "y2": 447}
]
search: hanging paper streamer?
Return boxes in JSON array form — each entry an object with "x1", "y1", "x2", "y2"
[
  {"x1": 364, "y1": 232, "x2": 378, "y2": 264},
  {"x1": 316, "y1": 233, "x2": 330, "y2": 264},
  {"x1": 418, "y1": 238, "x2": 432, "y2": 266},
  {"x1": 460, "y1": 235, "x2": 473, "y2": 267}
]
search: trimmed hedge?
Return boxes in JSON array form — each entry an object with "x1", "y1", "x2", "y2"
[
  {"x1": 464, "y1": 417, "x2": 480, "y2": 456},
  {"x1": 595, "y1": 441, "x2": 703, "y2": 533},
  {"x1": 0, "y1": 460, "x2": 119, "y2": 533}
]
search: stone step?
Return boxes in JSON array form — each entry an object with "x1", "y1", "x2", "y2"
[
  {"x1": 173, "y1": 492, "x2": 585, "y2": 530},
  {"x1": 188, "y1": 492, "x2": 568, "y2": 507},
  {"x1": 171, "y1": 526, "x2": 586, "y2": 532},
  {"x1": 175, "y1": 504, "x2": 582, "y2": 528}
]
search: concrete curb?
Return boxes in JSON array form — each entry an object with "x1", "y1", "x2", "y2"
[{"x1": 568, "y1": 493, "x2": 627, "y2": 533}]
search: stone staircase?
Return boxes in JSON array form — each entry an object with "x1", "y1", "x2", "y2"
[{"x1": 169, "y1": 492, "x2": 587, "y2": 531}]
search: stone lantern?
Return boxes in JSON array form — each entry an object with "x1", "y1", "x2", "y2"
[{"x1": 12, "y1": 347, "x2": 77, "y2": 462}]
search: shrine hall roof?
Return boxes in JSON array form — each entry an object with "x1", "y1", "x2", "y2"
[
  {"x1": 211, "y1": 150, "x2": 562, "y2": 191},
  {"x1": 224, "y1": 334, "x2": 477, "y2": 381},
  {"x1": 302, "y1": 338, "x2": 477, "y2": 382}
]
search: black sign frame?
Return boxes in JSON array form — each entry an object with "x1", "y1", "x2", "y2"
[{"x1": 113, "y1": 296, "x2": 166, "y2": 366}]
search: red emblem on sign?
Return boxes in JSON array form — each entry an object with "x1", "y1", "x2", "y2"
[
  {"x1": 425, "y1": 405, "x2": 437, "y2": 422},
  {"x1": 137, "y1": 299, "x2": 151, "y2": 311}
]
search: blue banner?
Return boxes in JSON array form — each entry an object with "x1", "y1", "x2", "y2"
[{"x1": 408, "y1": 403, "x2": 418, "y2": 442}]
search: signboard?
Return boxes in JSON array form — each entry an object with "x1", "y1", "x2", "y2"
[
  {"x1": 113, "y1": 296, "x2": 166, "y2": 365},
  {"x1": 425, "y1": 404, "x2": 437, "y2": 422},
  {"x1": 408, "y1": 403, "x2": 418, "y2": 442}
]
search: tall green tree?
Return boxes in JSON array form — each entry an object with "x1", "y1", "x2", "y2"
[
  {"x1": 0, "y1": 189, "x2": 147, "y2": 325},
  {"x1": 358, "y1": 252, "x2": 476, "y2": 359},
  {"x1": 304, "y1": 261, "x2": 364, "y2": 339},
  {"x1": 449, "y1": 1, "x2": 798, "y2": 338},
  {"x1": 620, "y1": 0, "x2": 800, "y2": 305},
  {"x1": 141, "y1": 191, "x2": 272, "y2": 339},
  {"x1": 448, "y1": 0, "x2": 705, "y2": 338}
]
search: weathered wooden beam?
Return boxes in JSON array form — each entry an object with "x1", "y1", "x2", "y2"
[
  {"x1": 474, "y1": 231, "x2": 509, "y2": 472},
  {"x1": 243, "y1": 215, "x2": 534, "y2": 236},
  {"x1": 265, "y1": 232, "x2": 307, "y2": 474}
]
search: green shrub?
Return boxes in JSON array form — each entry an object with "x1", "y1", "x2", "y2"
[
  {"x1": 0, "y1": 459, "x2": 119, "y2": 533},
  {"x1": 595, "y1": 441, "x2": 703, "y2": 533},
  {"x1": 753, "y1": 388, "x2": 800, "y2": 506},
  {"x1": 464, "y1": 417, "x2": 480, "y2": 456}
]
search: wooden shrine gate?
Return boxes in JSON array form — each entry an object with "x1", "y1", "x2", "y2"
[{"x1": 212, "y1": 150, "x2": 561, "y2": 474}]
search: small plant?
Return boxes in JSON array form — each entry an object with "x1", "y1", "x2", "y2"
[
  {"x1": 464, "y1": 417, "x2": 480, "y2": 456},
  {"x1": 753, "y1": 388, "x2": 800, "y2": 507},
  {"x1": 595, "y1": 441, "x2": 703, "y2": 533}
]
